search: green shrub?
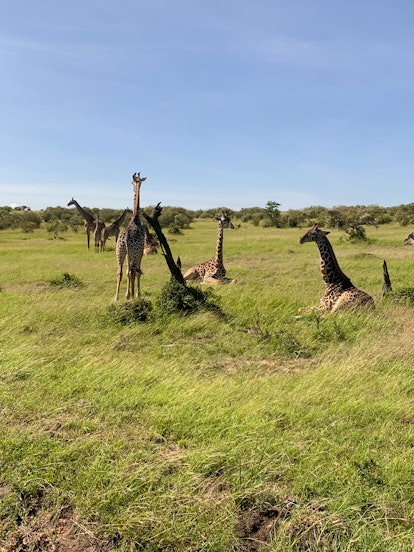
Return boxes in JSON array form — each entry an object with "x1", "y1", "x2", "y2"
[
  {"x1": 107, "y1": 298, "x2": 153, "y2": 324},
  {"x1": 156, "y1": 278, "x2": 221, "y2": 314},
  {"x1": 49, "y1": 272, "x2": 84, "y2": 289}
]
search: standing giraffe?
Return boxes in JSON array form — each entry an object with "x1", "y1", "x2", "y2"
[
  {"x1": 67, "y1": 198, "x2": 104, "y2": 250},
  {"x1": 99, "y1": 208, "x2": 130, "y2": 253},
  {"x1": 299, "y1": 223, "x2": 374, "y2": 312},
  {"x1": 93, "y1": 213, "x2": 106, "y2": 252},
  {"x1": 114, "y1": 173, "x2": 147, "y2": 301},
  {"x1": 183, "y1": 211, "x2": 234, "y2": 283}
]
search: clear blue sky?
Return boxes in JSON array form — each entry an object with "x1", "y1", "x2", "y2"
[{"x1": 1, "y1": 1, "x2": 413, "y2": 211}]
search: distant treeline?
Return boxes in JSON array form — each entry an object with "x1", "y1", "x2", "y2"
[{"x1": 1, "y1": 202, "x2": 414, "y2": 234}]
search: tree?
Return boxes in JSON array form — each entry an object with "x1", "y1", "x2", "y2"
[{"x1": 264, "y1": 201, "x2": 281, "y2": 227}]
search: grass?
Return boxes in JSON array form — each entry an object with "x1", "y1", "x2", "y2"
[{"x1": 0, "y1": 221, "x2": 413, "y2": 551}]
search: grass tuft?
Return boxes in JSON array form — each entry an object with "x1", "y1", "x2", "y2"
[
  {"x1": 48, "y1": 272, "x2": 83, "y2": 289},
  {"x1": 107, "y1": 298, "x2": 153, "y2": 324}
]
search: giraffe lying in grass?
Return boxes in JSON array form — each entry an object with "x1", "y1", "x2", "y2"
[
  {"x1": 299, "y1": 223, "x2": 374, "y2": 313},
  {"x1": 183, "y1": 211, "x2": 234, "y2": 283}
]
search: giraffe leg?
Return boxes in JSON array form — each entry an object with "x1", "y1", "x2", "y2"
[
  {"x1": 136, "y1": 272, "x2": 141, "y2": 299},
  {"x1": 114, "y1": 266, "x2": 123, "y2": 302},
  {"x1": 86, "y1": 229, "x2": 90, "y2": 250},
  {"x1": 126, "y1": 268, "x2": 133, "y2": 300}
]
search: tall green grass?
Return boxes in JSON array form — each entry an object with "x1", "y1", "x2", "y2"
[{"x1": 0, "y1": 222, "x2": 413, "y2": 550}]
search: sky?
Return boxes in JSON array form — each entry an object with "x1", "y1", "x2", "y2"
[{"x1": 1, "y1": 1, "x2": 413, "y2": 212}]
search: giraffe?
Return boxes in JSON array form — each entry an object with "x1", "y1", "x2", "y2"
[
  {"x1": 99, "y1": 208, "x2": 130, "y2": 253},
  {"x1": 93, "y1": 213, "x2": 106, "y2": 252},
  {"x1": 68, "y1": 197, "x2": 96, "y2": 249},
  {"x1": 67, "y1": 198, "x2": 102, "y2": 249},
  {"x1": 299, "y1": 223, "x2": 374, "y2": 312},
  {"x1": 114, "y1": 173, "x2": 147, "y2": 301},
  {"x1": 183, "y1": 211, "x2": 234, "y2": 283},
  {"x1": 403, "y1": 231, "x2": 414, "y2": 245},
  {"x1": 143, "y1": 223, "x2": 159, "y2": 255}
]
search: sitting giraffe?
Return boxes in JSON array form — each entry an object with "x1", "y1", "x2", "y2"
[
  {"x1": 299, "y1": 223, "x2": 374, "y2": 313},
  {"x1": 114, "y1": 172, "x2": 147, "y2": 301},
  {"x1": 403, "y1": 231, "x2": 414, "y2": 245},
  {"x1": 143, "y1": 223, "x2": 159, "y2": 255},
  {"x1": 183, "y1": 211, "x2": 234, "y2": 283},
  {"x1": 99, "y1": 208, "x2": 130, "y2": 253}
]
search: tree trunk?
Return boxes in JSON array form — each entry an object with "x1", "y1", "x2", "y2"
[{"x1": 143, "y1": 203, "x2": 186, "y2": 285}]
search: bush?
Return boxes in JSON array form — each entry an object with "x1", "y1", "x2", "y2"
[
  {"x1": 391, "y1": 287, "x2": 414, "y2": 305},
  {"x1": 49, "y1": 272, "x2": 84, "y2": 289},
  {"x1": 156, "y1": 278, "x2": 221, "y2": 314},
  {"x1": 107, "y1": 299, "x2": 153, "y2": 324}
]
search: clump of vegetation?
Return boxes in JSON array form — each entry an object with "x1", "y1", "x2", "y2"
[
  {"x1": 107, "y1": 299, "x2": 153, "y2": 324},
  {"x1": 390, "y1": 287, "x2": 414, "y2": 305},
  {"x1": 344, "y1": 223, "x2": 367, "y2": 241},
  {"x1": 156, "y1": 278, "x2": 221, "y2": 314},
  {"x1": 49, "y1": 272, "x2": 83, "y2": 289},
  {"x1": 168, "y1": 223, "x2": 182, "y2": 235}
]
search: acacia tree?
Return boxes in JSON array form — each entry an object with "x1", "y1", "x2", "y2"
[{"x1": 264, "y1": 201, "x2": 281, "y2": 227}]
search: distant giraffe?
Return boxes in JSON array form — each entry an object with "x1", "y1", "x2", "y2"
[
  {"x1": 114, "y1": 173, "x2": 147, "y2": 301},
  {"x1": 143, "y1": 223, "x2": 159, "y2": 255},
  {"x1": 403, "y1": 231, "x2": 414, "y2": 245},
  {"x1": 67, "y1": 198, "x2": 102, "y2": 250},
  {"x1": 99, "y1": 208, "x2": 130, "y2": 253},
  {"x1": 299, "y1": 223, "x2": 374, "y2": 312},
  {"x1": 93, "y1": 213, "x2": 106, "y2": 252},
  {"x1": 183, "y1": 211, "x2": 234, "y2": 283}
]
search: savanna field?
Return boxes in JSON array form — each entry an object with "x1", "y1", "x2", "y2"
[{"x1": 0, "y1": 220, "x2": 413, "y2": 551}]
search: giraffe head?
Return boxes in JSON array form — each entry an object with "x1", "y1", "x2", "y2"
[
  {"x1": 67, "y1": 198, "x2": 75, "y2": 207},
  {"x1": 299, "y1": 223, "x2": 329, "y2": 244},
  {"x1": 132, "y1": 172, "x2": 147, "y2": 185},
  {"x1": 217, "y1": 210, "x2": 234, "y2": 229},
  {"x1": 403, "y1": 232, "x2": 414, "y2": 245}
]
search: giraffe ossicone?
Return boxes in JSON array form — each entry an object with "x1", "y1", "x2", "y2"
[{"x1": 299, "y1": 223, "x2": 374, "y2": 313}]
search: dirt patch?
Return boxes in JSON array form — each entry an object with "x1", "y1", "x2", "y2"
[
  {"x1": 1, "y1": 507, "x2": 113, "y2": 552},
  {"x1": 235, "y1": 499, "x2": 350, "y2": 551},
  {"x1": 235, "y1": 500, "x2": 295, "y2": 550}
]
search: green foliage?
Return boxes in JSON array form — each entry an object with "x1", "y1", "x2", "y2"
[
  {"x1": 144, "y1": 205, "x2": 195, "y2": 229},
  {"x1": 390, "y1": 287, "x2": 414, "y2": 305},
  {"x1": 107, "y1": 298, "x2": 153, "y2": 324},
  {"x1": 264, "y1": 200, "x2": 281, "y2": 227},
  {"x1": 49, "y1": 272, "x2": 84, "y2": 289},
  {"x1": 167, "y1": 223, "x2": 182, "y2": 234},
  {"x1": 156, "y1": 278, "x2": 221, "y2": 314}
]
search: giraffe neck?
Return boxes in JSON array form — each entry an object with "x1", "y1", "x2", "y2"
[
  {"x1": 72, "y1": 201, "x2": 95, "y2": 224},
  {"x1": 213, "y1": 222, "x2": 224, "y2": 265},
  {"x1": 132, "y1": 183, "x2": 141, "y2": 224},
  {"x1": 113, "y1": 209, "x2": 129, "y2": 228},
  {"x1": 316, "y1": 235, "x2": 352, "y2": 287}
]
